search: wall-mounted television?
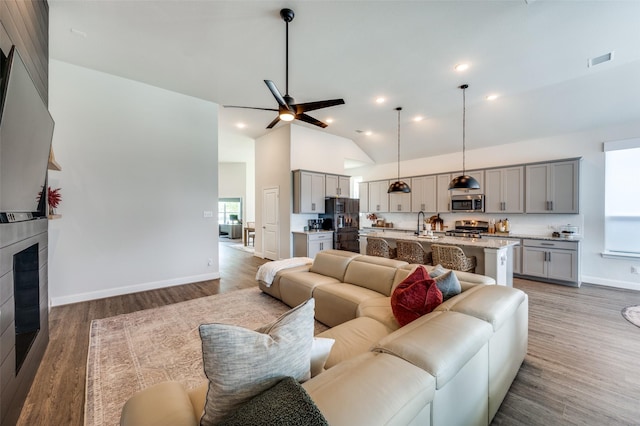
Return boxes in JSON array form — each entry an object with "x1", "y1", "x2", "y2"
[{"x1": 0, "y1": 46, "x2": 54, "y2": 222}]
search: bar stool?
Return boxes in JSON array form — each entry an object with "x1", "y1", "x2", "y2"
[
  {"x1": 396, "y1": 240, "x2": 432, "y2": 265},
  {"x1": 366, "y1": 237, "x2": 397, "y2": 259},
  {"x1": 431, "y1": 244, "x2": 476, "y2": 273}
]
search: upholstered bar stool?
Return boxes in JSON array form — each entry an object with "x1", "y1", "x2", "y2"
[
  {"x1": 396, "y1": 240, "x2": 432, "y2": 265},
  {"x1": 431, "y1": 244, "x2": 477, "y2": 273},
  {"x1": 365, "y1": 237, "x2": 397, "y2": 259}
]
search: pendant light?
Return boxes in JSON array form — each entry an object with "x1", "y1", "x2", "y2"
[
  {"x1": 449, "y1": 84, "x2": 480, "y2": 190},
  {"x1": 388, "y1": 107, "x2": 411, "y2": 193}
]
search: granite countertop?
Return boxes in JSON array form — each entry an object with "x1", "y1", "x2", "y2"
[
  {"x1": 360, "y1": 227, "x2": 581, "y2": 242},
  {"x1": 364, "y1": 231, "x2": 519, "y2": 249},
  {"x1": 292, "y1": 230, "x2": 334, "y2": 235}
]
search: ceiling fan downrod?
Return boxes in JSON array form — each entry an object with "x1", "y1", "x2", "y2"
[{"x1": 280, "y1": 8, "x2": 294, "y2": 97}]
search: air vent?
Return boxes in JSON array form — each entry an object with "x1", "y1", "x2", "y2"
[{"x1": 588, "y1": 51, "x2": 614, "y2": 68}]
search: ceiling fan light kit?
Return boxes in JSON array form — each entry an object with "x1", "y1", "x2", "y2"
[
  {"x1": 388, "y1": 107, "x2": 411, "y2": 194},
  {"x1": 449, "y1": 84, "x2": 481, "y2": 191},
  {"x1": 223, "y1": 8, "x2": 344, "y2": 129}
]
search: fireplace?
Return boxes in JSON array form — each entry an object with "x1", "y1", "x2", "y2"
[
  {"x1": 13, "y1": 243, "x2": 40, "y2": 373},
  {"x1": 0, "y1": 219, "x2": 48, "y2": 424}
]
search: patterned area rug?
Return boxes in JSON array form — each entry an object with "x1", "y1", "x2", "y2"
[
  {"x1": 85, "y1": 287, "x2": 327, "y2": 426},
  {"x1": 622, "y1": 305, "x2": 640, "y2": 328},
  {"x1": 229, "y1": 243, "x2": 255, "y2": 253}
]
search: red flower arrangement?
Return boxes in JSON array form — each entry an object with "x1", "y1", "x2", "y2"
[{"x1": 38, "y1": 186, "x2": 62, "y2": 208}]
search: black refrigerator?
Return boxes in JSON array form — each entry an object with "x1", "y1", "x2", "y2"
[{"x1": 320, "y1": 198, "x2": 360, "y2": 253}]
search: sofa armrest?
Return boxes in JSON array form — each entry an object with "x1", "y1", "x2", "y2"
[{"x1": 120, "y1": 381, "x2": 199, "y2": 426}]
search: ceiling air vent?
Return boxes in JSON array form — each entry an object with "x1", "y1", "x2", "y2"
[{"x1": 588, "y1": 51, "x2": 614, "y2": 68}]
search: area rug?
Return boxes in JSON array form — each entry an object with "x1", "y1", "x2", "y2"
[
  {"x1": 85, "y1": 287, "x2": 327, "y2": 426},
  {"x1": 622, "y1": 305, "x2": 640, "y2": 328},
  {"x1": 228, "y1": 243, "x2": 255, "y2": 254}
]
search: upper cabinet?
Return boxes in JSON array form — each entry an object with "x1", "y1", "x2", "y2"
[
  {"x1": 358, "y1": 182, "x2": 369, "y2": 213},
  {"x1": 389, "y1": 180, "x2": 411, "y2": 212},
  {"x1": 525, "y1": 160, "x2": 580, "y2": 214},
  {"x1": 411, "y1": 175, "x2": 437, "y2": 213},
  {"x1": 293, "y1": 170, "x2": 325, "y2": 213},
  {"x1": 368, "y1": 180, "x2": 389, "y2": 213},
  {"x1": 449, "y1": 170, "x2": 484, "y2": 196},
  {"x1": 436, "y1": 174, "x2": 452, "y2": 213},
  {"x1": 326, "y1": 174, "x2": 351, "y2": 198},
  {"x1": 485, "y1": 166, "x2": 524, "y2": 213}
]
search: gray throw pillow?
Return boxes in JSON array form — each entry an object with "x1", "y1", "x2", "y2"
[
  {"x1": 429, "y1": 265, "x2": 462, "y2": 301},
  {"x1": 199, "y1": 299, "x2": 315, "y2": 425}
]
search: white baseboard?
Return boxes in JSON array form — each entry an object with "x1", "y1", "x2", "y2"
[
  {"x1": 50, "y1": 272, "x2": 221, "y2": 307},
  {"x1": 581, "y1": 275, "x2": 640, "y2": 292}
]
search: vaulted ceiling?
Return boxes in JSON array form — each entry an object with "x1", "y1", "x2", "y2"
[{"x1": 49, "y1": 1, "x2": 640, "y2": 166}]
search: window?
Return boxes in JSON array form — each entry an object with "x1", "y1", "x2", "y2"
[
  {"x1": 219, "y1": 198, "x2": 242, "y2": 224},
  {"x1": 604, "y1": 138, "x2": 640, "y2": 256}
]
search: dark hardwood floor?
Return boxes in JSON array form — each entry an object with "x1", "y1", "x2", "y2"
[{"x1": 17, "y1": 243, "x2": 640, "y2": 425}]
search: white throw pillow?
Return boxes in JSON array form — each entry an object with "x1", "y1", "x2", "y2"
[
  {"x1": 310, "y1": 337, "x2": 335, "y2": 378},
  {"x1": 199, "y1": 298, "x2": 315, "y2": 425}
]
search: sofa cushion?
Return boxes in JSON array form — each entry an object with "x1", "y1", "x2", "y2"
[
  {"x1": 373, "y1": 311, "x2": 493, "y2": 389},
  {"x1": 343, "y1": 259, "x2": 400, "y2": 296},
  {"x1": 258, "y1": 264, "x2": 312, "y2": 300},
  {"x1": 309, "y1": 250, "x2": 359, "y2": 282},
  {"x1": 302, "y1": 352, "x2": 435, "y2": 426},
  {"x1": 429, "y1": 265, "x2": 462, "y2": 301},
  {"x1": 391, "y1": 265, "x2": 443, "y2": 326},
  {"x1": 279, "y1": 272, "x2": 340, "y2": 308},
  {"x1": 120, "y1": 381, "x2": 199, "y2": 426},
  {"x1": 198, "y1": 299, "x2": 315, "y2": 425},
  {"x1": 316, "y1": 317, "x2": 394, "y2": 368},
  {"x1": 356, "y1": 297, "x2": 400, "y2": 331},
  {"x1": 313, "y1": 283, "x2": 386, "y2": 327},
  {"x1": 219, "y1": 377, "x2": 328, "y2": 426}
]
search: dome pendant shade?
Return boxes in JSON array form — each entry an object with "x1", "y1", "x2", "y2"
[
  {"x1": 388, "y1": 180, "x2": 412, "y2": 193},
  {"x1": 388, "y1": 107, "x2": 411, "y2": 194},
  {"x1": 448, "y1": 174, "x2": 480, "y2": 190},
  {"x1": 449, "y1": 84, "x2": 480, "y2": 191}
]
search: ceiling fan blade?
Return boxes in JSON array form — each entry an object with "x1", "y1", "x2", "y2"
[
  {"x1": 294, "y1": 98, "x2": 345, "y2": 113},
  {"x1": 296, "y1": 113, "x2": 328, "y2": 128},
  {"x1": 223, "y1": 105, "x2": 278, "y2": 112},
  {"x1": 266, "y1": 116, "x2": 281, "y2": 129},
  {"x1": 264, "y1": 80, "x2": 289, "y2": 108}
]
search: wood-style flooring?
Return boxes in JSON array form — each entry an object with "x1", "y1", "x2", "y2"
[{"x1": 17, "y1": 242, "x2": 640, "y2": 425}]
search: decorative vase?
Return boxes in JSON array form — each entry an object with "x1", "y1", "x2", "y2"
[{"x1": 49, "y1": 206, "x2": 55, "y2": 216}]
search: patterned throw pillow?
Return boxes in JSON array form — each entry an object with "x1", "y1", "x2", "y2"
[
  {"x1": 391, "y1": 265, "x2": 443, "y2": 326},
  {"x1": 429, "y1": 264, "x2": 462, "y2": 301},
  {"x1": 199, "y1": 299, "x2": 315, "y2": 425}
]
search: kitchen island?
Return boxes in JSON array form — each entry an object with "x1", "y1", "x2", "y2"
[{"x1": 363, "y1": 232, "x2": 519, "y2": 286}]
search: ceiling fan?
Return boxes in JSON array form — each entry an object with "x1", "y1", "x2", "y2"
[{"x1": 224, "y1": 8, "x2": 345, "y2": 129}]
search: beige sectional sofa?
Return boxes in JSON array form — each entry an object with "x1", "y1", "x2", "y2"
[{"x1": 121, "y1": 249, "x2": 527, "y2": 426}]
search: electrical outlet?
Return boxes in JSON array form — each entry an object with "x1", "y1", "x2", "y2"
[
  {"x1": 631, "y1": 266, "x2": 640, "y2": 275},
  {"x1": 207, "y1": 258, "x2": 213, "y2": 266}
]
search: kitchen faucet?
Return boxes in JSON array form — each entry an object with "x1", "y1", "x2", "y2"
[{"x1": 416, "y1": 211, "x2": 426, "y2": 235}]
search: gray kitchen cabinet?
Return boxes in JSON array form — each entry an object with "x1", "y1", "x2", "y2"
[
  {"x1": 521, "y1": 239, "x2": 580, "y2": 286},
  {"x1": 389, "y1": 181, "x2": 411, "y2": 212},
  {"x1": 525, "y1": 160, "x2": 579, "y2": 213},
  {"x1": 436, "y1": 174, "x2": 452, "y2": 212},
  {"x1": 411, "y1": 175, "x2": 437, "y2": 212},
  {"x1": 326, "y1": 174, "x2": 351, "y2": 198},
  {"x1": 485, "y1": 166, "x2": 524, "y2": 213},
  {"x1": 293, "y1": 231, "x2": 333, "y2": 258},
  {"x1": 293, "y1": 170, "x2": 325, "y2": 213},
  {"x1": 368, "y1": 180, "x2": 390, "y2": 213},
  {"x1": 358, "y1": 181, "x2": 369, "y2": 213}
]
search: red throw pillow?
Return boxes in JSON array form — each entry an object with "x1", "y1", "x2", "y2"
[{"x1": 391, "y1": 265, "x2": 443, "y2": 326}]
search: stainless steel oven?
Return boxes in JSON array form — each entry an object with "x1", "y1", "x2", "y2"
[{"x1": 450, "y1": 194, "x2": 485, "y2": 212}]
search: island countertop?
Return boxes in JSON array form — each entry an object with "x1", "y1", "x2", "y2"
[{"x1": 363, "y1": 231, "x2": 519, "y2": 249}]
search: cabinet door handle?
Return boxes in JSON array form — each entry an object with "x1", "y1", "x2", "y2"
[
  {"x1": 376, "y1": 204, "x2": 380, "y2": 211},
  {"x1": 548, "y1": 252, "x2": 551, "y2": 262},
  {"x1": 550, "y1": 201, "x2": 553, "y2": 211},
  {"x1": 421, "y1": 203, "x2": 425, "y2": 211},
  {"x1": 541, "y1": 242, "x2": 554, "y2": 246},
  {"x1": 312, "y1": 203, "x2": 315, "y2": 211},
  {"x1": 397, "y1": 204, "x2": 402, "y2": 211}
]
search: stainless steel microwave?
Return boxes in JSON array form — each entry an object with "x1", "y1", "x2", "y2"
[{"x1": 450, "y1": 194, "x2": 485, "y2": 212}]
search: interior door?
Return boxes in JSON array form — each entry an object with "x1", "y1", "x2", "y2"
[{"x1": 262, "y1": 186, "x2": 279, "y2": 260}]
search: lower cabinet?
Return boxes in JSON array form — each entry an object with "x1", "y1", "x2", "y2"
[
  {"x1": 293, "y1": 232, "x2": 334, "y2": 258},
  {"x1": 521, "y1": 239, "x2": 580, "y2": 286}
]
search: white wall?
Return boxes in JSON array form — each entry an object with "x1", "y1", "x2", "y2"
[
  {"x1": 351, "y1": 121, "x2": 640, "y2": 291},
  {"x1": 219, "y1": 162, "x2": 248, "y2": 221},
  {"x1": 48, "y1": 60, "x2": 219, "y2": 305}
]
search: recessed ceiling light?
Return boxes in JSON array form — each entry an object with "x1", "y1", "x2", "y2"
[
  {"x1": 413, "y1": 116, "x2": 424, "y2": 122},
  {"x1": 486, "y1": 94, "x2": 499, "y2": 101},
  {"x1": 454, "y1": 63, "x2": 470, "y2": 72},
  {"x1": 375, "y1": 97, "x2": 386, "y2": 104},
  {"x1": 326, "y1": 118, "x2": 334, "y2": 123},
  {"x1": 364, "y1": 131, "x2": 373, "y2": 136},
  {"x1": 236, "y1": 122, "x2": 246, "y2": 129}
]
